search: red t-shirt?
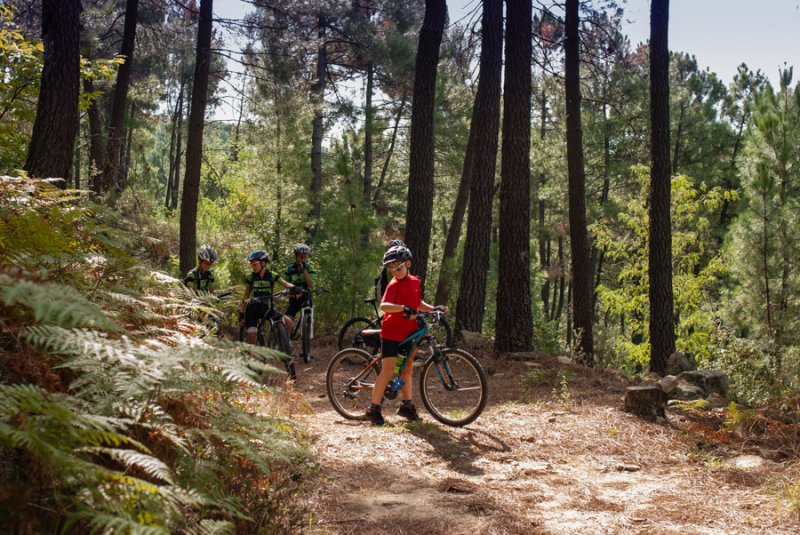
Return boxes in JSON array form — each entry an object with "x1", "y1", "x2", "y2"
[{"x1": 380, "y1": 274, "x2": 422, "y2": 342}]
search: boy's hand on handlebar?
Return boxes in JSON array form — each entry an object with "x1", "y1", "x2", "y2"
[
  {"x1": 402, "y1": 305, "x2": 417, "y2": 318},
  {"x1": 434, "y1": 305, "x2": 449, "y2": 314}
]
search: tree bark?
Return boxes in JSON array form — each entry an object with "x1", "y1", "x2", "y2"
[
  {"x1": 537, "y1": 86, "x2": 550, "y2": 314},
  {"x1": 495, "y1": 0, "x2": 533, "y2": 353},
  {"x1": 171, "y1": 79, "x2": 186, "y2": 210},
  {"x1": 166, "y1": 75, "x2": 186, "y2": 209},
  {"x1": 455, "y1": 0, "x2": 502, "y2": 333},
  {"x1": 404, "y1": 0, "x2": 447, "y2": 288},
  {"x1": 564, "y1": 0, "x2": 593, "y2": 360},
  {"x1": 363, "y1": 64, "x2": 374, "y2": 206},
  {"x1": 309, "y1": 14, "x2": 327, "y2": 243},
  {"x1": 102, "y1": 0, "x2": 139, "y2": 193},
  {"x1": 434, "y1": 114, "x2": 477, "y2": 306},
  {"x1": 648, "y1": 0, "x2": 675, "y2": 375},
  {"x1": 179, "y1": 0, "x2": 213, "y2": 275},
  {"x1": 373, "y1": 94, "x2": 406, "y2": 212},
  {"x1": 83, "y1": 77, "x2": 105, "y2": 193},
  {"x1": 24, "y1": 0, "x2": 81, "y2": 185}
]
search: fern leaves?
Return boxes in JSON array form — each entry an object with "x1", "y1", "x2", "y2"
[{"x1": 0, "y1": 274, "x2": 120, "y2": 330}]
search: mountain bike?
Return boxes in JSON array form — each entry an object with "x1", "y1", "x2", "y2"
[
  {"x1": 239, "y1": 292, "x2": 296, "y2": 380},
  {"x1": 326, "y1": 311, "x2": 488, "y2": 427},
  {"x1": 280, "y1": 287, "x2": 327, "y2": 364},
  {"x1": 337, "y1": 298, "x2": 454, "y2": 353}
]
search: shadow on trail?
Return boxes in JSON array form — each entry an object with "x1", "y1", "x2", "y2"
[{"x1": 406, "y1": 421, "x2": 511, "y2": 475}]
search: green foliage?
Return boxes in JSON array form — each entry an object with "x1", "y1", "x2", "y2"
[
  {"x1": 0, "y1": 6, "x2": 42, "y2": 173},
  {"x1": 594, "y1": 166, "x2": 728, "y2": 370},
  {"x1": 0, "y1": 181, "x2": 312, "y2": 533},
  {"x1": 723, "y1": 69, "x2": 800, "y2": 355}
]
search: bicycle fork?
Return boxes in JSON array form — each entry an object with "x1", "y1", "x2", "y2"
[{"x1": 432, "y1": 351, "x2": 460, "y2": 391}]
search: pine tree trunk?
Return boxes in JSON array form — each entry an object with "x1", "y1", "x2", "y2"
[
  {"x1": 24, "y1": 0, "x2": 81, "y2": 185},
  {"x1": 564, "y1": 0, "x2": 594, "y2": 360},
  {"x1": 102, "y1": 0, "x2": 139, "y2": 193},
  {"x1": 648, "y1": 0, "x2": 675, "y2": 375},
  {"x1": 83, "y1": 77, "x2": 105, "y2": 193},
  {"x1": 309, "y1": 14, "x2": 327, "y2": 243},
  {"x1": 495, "y1": 0, "x2": 533, "y2": 353},
  {"x1": 373, "y1": 94, "x2": 406, "y2": 212},
  {"x1": 455, "y1": 0, "x2": 502, "y2": 333},
  {"x1": 363, "y1": 64, "x2": 374, "y2": 206},
  {"x1": 179, "y1": 0, "x2": 213, "y2": 275},
  {"x1": 538, "y1": 87, "x2": 550, "y2": 314},
  {"x1": 404, "y1": 0, "x2": 447, "y2": 288},
  {"x1": 171, "y1": 81, "x2": 186, "y2": 210},
  {"x1": 434, "y1": 115, "x2": 477, "y2": 306}
]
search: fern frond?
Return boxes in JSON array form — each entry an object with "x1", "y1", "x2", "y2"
[
  {"x1": 190, "y1": 519, "x2": 235, "y2": 535},
  {"x1": 67, "y1": 510, "x2": 170, "y2": 535},
  {"x1": 80, "y1": 447, "x2": 175, "y2": 484},
  {"x1": 0, "y1": 274, "x2": 120, "y2": 330}
]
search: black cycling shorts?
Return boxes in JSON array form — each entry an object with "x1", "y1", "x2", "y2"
[
  {"x1": 380, "y1": 338, "x2": 411, "y2": 358},
  {"x1": 284, "y1": 297, "x2": 305, "y2": 318},
  {"x1": 244, "y1": 300, "x2": 281, "y2": 328}
]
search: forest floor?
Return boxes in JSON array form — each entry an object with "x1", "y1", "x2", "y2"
[{"x1": 277, "y1": 335, "x2": 800, "y2": 534}]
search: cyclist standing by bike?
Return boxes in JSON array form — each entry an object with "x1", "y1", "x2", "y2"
[
  {"x1": 284, "y1": 243, "x2": 315, "y2": 316},
  {"x1": 184, "y1": 245, "x2": 217, "y2": 293},
  {"x1": 366, "y1": 244, "x2": 448, "y2": 425},
  {"x1": 374, "y1": 239, "x2": 405, "y2": 301},
  {"x1": 240, "y1": 250, "x2": 299, "y2": 345}
]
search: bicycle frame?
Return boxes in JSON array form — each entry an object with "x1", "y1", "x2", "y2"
[{"x1": 344, "y1": 313, "x2": 457, "y2": 393}]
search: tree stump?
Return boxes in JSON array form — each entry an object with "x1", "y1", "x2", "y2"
[{"x1": 624, "y1": 386, "x2": 666, "y2": 420}]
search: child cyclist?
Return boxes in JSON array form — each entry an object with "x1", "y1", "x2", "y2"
[
  {"x1": 366, "y1": 244, "x2": 448, "y2": 425},
  {"x1": 283, "y1": 243, "x2": 315, "y2": 318},
  {"x1": 184, "y1": 245, "x2": 217, "y2": 293},
  {"x1": 239, "y1": 250, "x2": 300, "y2": 345}
]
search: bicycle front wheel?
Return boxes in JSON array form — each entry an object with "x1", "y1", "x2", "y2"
[
  {"x1": 301, "y1": 313, "x2": 312, "y2": 363},
  {"x1": 419, "y1": 349, "x2": 488, "y2": 427},
  {"x1": 326, "y1": 348, "x2": 381, "y2": 420},
  {"x1": 427, "y1": 316, "x2": 454, "y2": 348}
]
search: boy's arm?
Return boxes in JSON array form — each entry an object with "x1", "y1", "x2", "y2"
[
  {"x1": 240, "y1": 286, "x2": 250, "y2": 312},
  {"x1": 302, "y1": 264, "x2": 314, "y2": 288},
  {"x1": 278, "y1": 276, "x2": 295, "y2": 290},
  {"x1": 380, "y1": 301, "x2": 406, "y2": 314},
  {"x1": 419, "y1": 301, "x2": 449, "y2": 314}
]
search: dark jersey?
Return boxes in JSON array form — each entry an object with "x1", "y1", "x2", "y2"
[
  {"x1": 245, "y1": 268, "x2": 282, "y2": 298},
  {"x1": 284, "y1": 262, "x2": 316, "y2": 288},
  {"x1": 185, "y1": 267, "x2": 214, "y2": 292}
]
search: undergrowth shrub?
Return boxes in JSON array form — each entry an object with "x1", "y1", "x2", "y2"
[{"x1": 0, "y1": 179, "x2": 313, "y2": 533}]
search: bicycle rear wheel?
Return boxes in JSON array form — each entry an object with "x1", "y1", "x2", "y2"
[
  {"x1": 419, "y1": 348, "x2": 488, "y2": 427},
  {"x1": 326, "y1": 348, "x2": 381, "y2": 420},
  {"x1": 269, "y1": 322, "x2": 295, "y2": 380},
  {"x1": 337, "y1": 316, "x2": 374, "y2": 350}
]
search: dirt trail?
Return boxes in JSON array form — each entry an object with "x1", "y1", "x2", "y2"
[{"x1": 288, "y1": 338, "x2": 799, "y2": 534}]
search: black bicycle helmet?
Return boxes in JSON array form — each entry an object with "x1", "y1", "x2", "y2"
[
  {"x1": 387, "y1": 239, "x2": 406, "y2": 249},
  {"x1": 293, "y1": 243, "x2": 311, "y2": 255},
  {"x1": 247, "y1": 250, "x2": 269, "y2": 263},
  {"x1": 382, "y1": 245, "x2": 413, "y2": 266},
  {"x1": 197, "y1": 244, "x2": 217, "y2": 264}
]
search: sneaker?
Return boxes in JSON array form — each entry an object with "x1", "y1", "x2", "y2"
[
  {"x1": 397, "y1": 402, "x2": 421, "y2": 422},
  {"x1": 365, "y1": 404, "x2": 385, "y2": 426}
]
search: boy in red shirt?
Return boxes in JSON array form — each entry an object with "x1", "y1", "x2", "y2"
[{"x1": 366, "y1": 245, "x2": 448, "y2": 425}]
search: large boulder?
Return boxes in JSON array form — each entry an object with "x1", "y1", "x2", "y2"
[
  {"x1": 457, "y1": 330, "x2": 485, "y2": 347},
  {"x1": 659, "y1": 374, "x2": 679, "y2": 394},
  {"x1": 666, "y1": 351, "x2": 697, "y2": 376},
  {"x1": 677, "y1": 370, "x2": 729, "y2": 397}
]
